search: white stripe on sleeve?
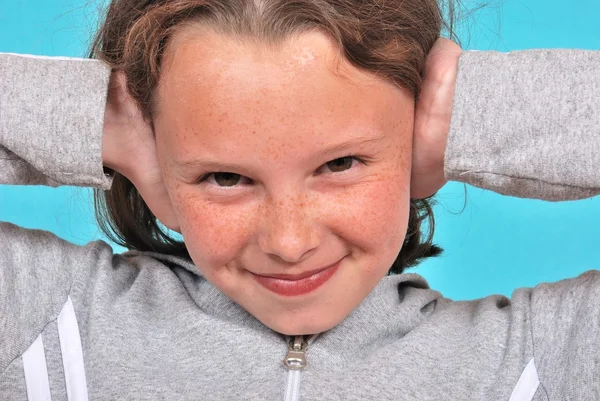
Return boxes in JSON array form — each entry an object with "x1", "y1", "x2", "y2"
[
  {"x1": 509, "y1": 357, "x2": 540, "y2": 401},
  {"x1": 57, "y1": 296, "x2": 89, "y2": 401},
  {"x1": 22, "y1": 334, "x2": 52, "y2": 401}
]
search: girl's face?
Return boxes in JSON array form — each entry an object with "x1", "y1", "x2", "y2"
[{"x1": 154, "y1": 29, "x2": 414, "y2": 335}]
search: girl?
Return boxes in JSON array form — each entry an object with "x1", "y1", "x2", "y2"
[{"x1": 1, "y1": 0, "x2": 599, "y2": 400}]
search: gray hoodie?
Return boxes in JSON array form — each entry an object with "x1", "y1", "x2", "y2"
[{"x1": 1, "y1": 49, "x2": 599, "y2": 401}]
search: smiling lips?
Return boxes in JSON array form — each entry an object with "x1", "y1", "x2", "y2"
[{"x1": 252, "y1": 261, "x2": 341, "y2": 297}]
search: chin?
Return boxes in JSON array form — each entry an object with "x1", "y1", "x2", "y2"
[{"x1": 259, "y1": 309, "x2": 345, "y2": 336}]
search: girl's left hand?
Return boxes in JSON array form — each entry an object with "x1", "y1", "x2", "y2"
[{"x1": 411, "y1": 38, "x2": 462, "y2": 199}]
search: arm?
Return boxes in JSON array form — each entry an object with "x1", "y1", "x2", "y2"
[
  {"x1": 0, "y1": 53, "x2": 117, "y2": 376},
  {"x1": 415, "y1": 48, "x2": 600, "y2": 394},
  {"x1": 0, "y1": 52, "x2": 178, "y2": 229},
  {"x1": 412, "y1": 41, "x2": 600, "y2": 201},
  {"x1": 446, "y1": 49, "x2": 600, "y2": 201},
  {"x1": 0, "y1": 53, "x2": 112, "y2": 189}
]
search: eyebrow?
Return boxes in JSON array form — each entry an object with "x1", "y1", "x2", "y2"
[
  {"x1": 172, "y1": 159, "x2": 252, "y2": 174},
  {"x1": 314, "y1": 134, "x2": 385, "y2": 159},
  {"x1": 172, "y1": 133, "x2": 385, "y2": 171}
]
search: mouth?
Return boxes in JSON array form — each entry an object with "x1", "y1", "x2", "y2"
[
  {"x1": 253, "y1": 265, "x2": 334, "y2": 281},
  {"x1": 251, "y1": 260, "x2": 342, "y2": 297}
]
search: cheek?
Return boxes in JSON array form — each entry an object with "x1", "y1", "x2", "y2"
[
  {"x1": 326, "y1": 171, "x2": 410, "y2": 263},
  {"x1": 170, "y1": 187, "x2": 256, "y2": 268}
]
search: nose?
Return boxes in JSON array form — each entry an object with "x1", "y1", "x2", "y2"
[{"x1": 258, "y1": 193, "x2": 320, "y2": 264}]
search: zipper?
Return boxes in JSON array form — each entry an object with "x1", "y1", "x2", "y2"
[
  {"x1": 283, "y1": 335, "x2": 318, "y2": 401},
  {"x1": 284, "y1": 335, "x2": 308, "y2": 370}
]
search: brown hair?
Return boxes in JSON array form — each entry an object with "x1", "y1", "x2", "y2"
[{"x1": 91, "y1": 0, "x2": 453, "y2": 274}]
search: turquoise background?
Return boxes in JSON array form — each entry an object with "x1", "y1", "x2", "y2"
[{"x1": 1, "y1": 0, "x2": 599, "y2": 300}]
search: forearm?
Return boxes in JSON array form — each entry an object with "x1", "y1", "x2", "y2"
[
  {"x1": 446, "y1": 49, "x2": 600, "y2": 201},
  {"x1": 0, "y1": 53, "x2": 112, "y2": 189}
]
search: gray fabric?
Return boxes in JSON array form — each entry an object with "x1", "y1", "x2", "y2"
[
  {"x1": 446, "y1": 49, "x2": 600, "y2": 201},
  {"x1": 0, "y1": 53, "x2": 112, "y2": 189},
  {"x1": 41, "y1": 320, "x2": 68, "y2": 400},
  {"x1": 1, "y1": 51, "x2": 599, "y2": 400}
]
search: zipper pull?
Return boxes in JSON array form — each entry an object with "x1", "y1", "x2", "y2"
[{"x1": 283, "y1": 335, "x2": 308, "y2": 370}]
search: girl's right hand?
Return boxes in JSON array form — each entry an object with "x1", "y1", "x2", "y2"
[
  {"x1": 411, "y1": 38, "x2": 462, "y2": 199},
  {"x1": 102, "y1": 71, "x2": 180, "y2": 232}
]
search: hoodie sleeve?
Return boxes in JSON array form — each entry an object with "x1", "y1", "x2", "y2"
[
  {"x1": 527, "y1": 270, "x2": 600, "y2": 398},
  {"x1": 445, "y1": 49, "x2": 600, "y2": 201},
  {"x1": 0, "y1": 53, "x2": 112, "y2": 189},
  {"x1": 445, "y1": 49, "x2": 600, "y2": 397},
  {"x1": 0, "y1": 53, "x2": 113, "y2": 377}
]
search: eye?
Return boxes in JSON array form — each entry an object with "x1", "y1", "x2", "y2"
[
  {"x1": 200, "y1": 172, "x2": 249, "y2": 187},
  {"x1": 213, "y1": 172, "x2": 241, "y2": 187},
  {"x1": 322, "y1": 156, "x2": 359, "y2": 173}
]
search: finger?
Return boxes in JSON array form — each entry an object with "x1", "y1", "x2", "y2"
[{"x1": 423, "y1": 38, "x2": 462, "y2": 84}]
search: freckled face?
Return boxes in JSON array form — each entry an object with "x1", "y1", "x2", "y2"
[{"x1": 153, "y1": 29, "x2": 414, "y2": 335}]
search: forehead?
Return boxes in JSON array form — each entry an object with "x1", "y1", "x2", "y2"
[{"x1": 155, "y1": 28, "x2": 411, "y2": 158}]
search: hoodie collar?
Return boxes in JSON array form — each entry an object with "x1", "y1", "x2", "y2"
[{"x1": 131, "y1": 251, "x2": 444, "y2": 346}]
